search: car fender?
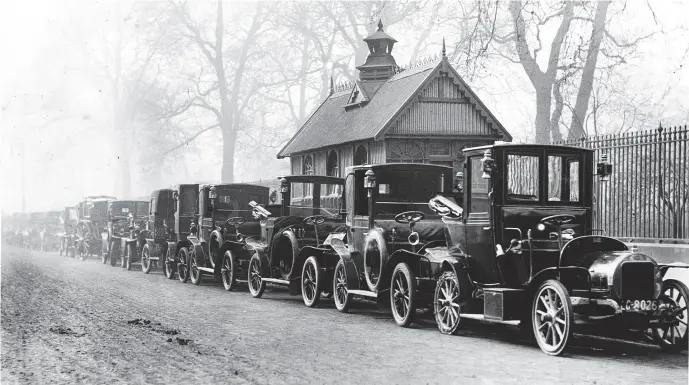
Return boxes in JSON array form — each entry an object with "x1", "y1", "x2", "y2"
[
  {"x1": 251, "y1": 247, "x2": 271, "y2": 277},
  {"x1": 210, "y1": 229, "x2": 224, "y2": 246},
  {"x1": 383, "y1": 249, "x2": 425, "y2": 285},
  {"x1": 144, "y1": 239, "x2": 164, "y2": 259},
  {"x1": 529, "y1": 267, "x2": 560, "y2": 294},
  {"x1": 217, "y1": 240, "x2": 250, "y2": 275},
  {"x1": 328, "y1": 241, "x2": 361, "y2": 291},
  {"x1": 289, "y1": 245, "x2": 332, "y2": 281},
  {"x1": 440, "y1": 257, "x2": 474, "y2": 300},
  {"x1": 166, "y1": 241, "x2": 178, "y2": 261},
  {"x1": 175, "y1": 239, "x2": 191, "y2": 254}
]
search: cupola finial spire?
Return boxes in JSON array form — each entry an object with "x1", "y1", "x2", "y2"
[{"x1": 377, "y1": 18, "x2": 383, "y2": 31}]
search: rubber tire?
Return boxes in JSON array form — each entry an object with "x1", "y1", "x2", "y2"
[
  {"x1": 109, "y1": 241, "x2": 118, "y2": 267},
  {"x1": 390, "y1": 263, "x2": 416, "y2": 327},
  {"x1": 221, "y1": 250, "x2": 237, "y2": 291},
  {"x1": 652, "y1": 279, "x2": 689, "y2": 353},
  {"x1": 141, "y1": 244, "x2": 152, "y2": 274},
  {"x1": 248, "y1": 253, "x2": 266, "y2": 298},
  {"x1": 532, "y1": 279, "x2": 573, "y2": 356},
  {"x1": 364, "y1": 230, "x2": 388, "y2": 292},
  {"x1": 301, "y1": 256, "x2": 322, "y2": 308},
  {"x1": 434, "y1": 270, "x2": 462, "y2": 335},
  {"x1": 178, "y1": 247, "x2": 190, "y2": 283},
  {"x1": 190, "y1": 249, "x2": 202, "y2": 285},
  {"x1": 333, "y1": 259, "x2": 352, "y2": 313},
  {"x1": 164, "y1": 247, "x2": 176, "y2": 280}
]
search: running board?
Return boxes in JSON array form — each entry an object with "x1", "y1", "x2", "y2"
[
  {"x1": 459, "y1": 313, "x2": 520, "y2": 326},
  {"x1": 262, "y1": 278, "x2": 290, "y2": 286},
  {"x1": 197, "y1": 267, "x2": 215, "y2": 273},
  {"x1": 348, "y1": 289, "x2": 377, "y2": 298}
]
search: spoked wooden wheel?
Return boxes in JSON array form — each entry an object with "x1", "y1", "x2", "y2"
[
  {"x1": 532, "y1": 280, "x2": 573, "y2": 356},
  {"x1": 177, "y1": 247, "x2": 190, "y2": 283},
  {"x1": 248, "y1": 253, "x2": 265, "y2": 298},
  {"x1": 164, "y1": 248, "x2": 176, "y2": 280},
  {"x1": 652, "y1": 279, "x2": 689, "y2": 353},
  {"x1": 141, "y1": 245, "x2": 152, "y2": 274},
  {"x1": 333, "y1": 259, "x2": 351, "y2": 312},
  {"x1": 190, "y1": 250, "x2": 202, "y2": 285},
  {"x1": 390, "y1": 263, "x2": 416, "y2": 327},
  {"x1": 301, "y1": 257, "x2": 321, "y2": 308},
  {"x1": 221, "y1": 250, "x2": 237, "y2": 291},
  {"x1": 434, "y1": 270, "x2": 461, "y2": 335}
]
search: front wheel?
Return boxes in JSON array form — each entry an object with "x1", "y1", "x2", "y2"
[
  {"x1": 301, "y1": 256, "x2": 322, "y2": 308},
  {"x1": 333, "y1": 259, "x2": 352, "y2": 313},
  {"x1": 532, "y1": 279, "x2": 573, "y2": 356},
  {"x1": 248, "y1": 253, "x2": 266, "y2": 298},
  {"x1": 652, "y1": 279, "x2": 688, "y2": 353},
  {"x1": 141, "y1": 245, "x2": 152, "y2": 274},
  {"x1": 390, "y1": 263, "x2": 416, "y2": 327},
  {"x1": 434, "y1": 270, "x2": 462, "y2": 335},
  {"x1": 178, "y1": 247, "x2": 190, "y2": 283},
  {"x1": 221, "y1": 250, "x2": 237, "y2": 291},
  {"x1": 164, "y1": 247, "x2": 176, "y2": 280},
  {"x1": 190, "y1": 250, "x2": 202, "y2": 285}
]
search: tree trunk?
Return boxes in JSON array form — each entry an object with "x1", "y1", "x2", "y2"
[
  {"x1": 535, "y1": 90, "x2": 552, "y2": 143},
  {"x1": 568, "y1": 1, "x2": 610, "y2": 139},
  {"x1": 221, "y1": 128, "x2": 236, "y2": 183}
]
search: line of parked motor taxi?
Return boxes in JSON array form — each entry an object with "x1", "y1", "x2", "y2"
[{"x1": 10, "y1": 143, "x2": 689, "y2": 356}]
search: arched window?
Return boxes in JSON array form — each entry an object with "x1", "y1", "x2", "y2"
[
  {"x1": 326, "y1": 150, "x2": 340, "y2": 195},
  {"x1": 303, "y1": 154, "x2": 314, "y2": 196},
  {"x1": 388, "y1": 140, "x2": 424, "y2": 163},
  {"x1": 354, "y1": 145, "x2": 368, "y2": 165},
  {"x1": 326, "y1": 150, "x2": 339, "y2": 177},
  {"x1": 302, "y1": 155, "x2": 314, "y2": 175}
]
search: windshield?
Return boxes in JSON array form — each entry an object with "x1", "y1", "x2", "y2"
[
  {"x1": 289, "y1": 182, "x2": 342, "y2": 218},
  {"x1": 506, "y1": 150, "x2": 583, "y2": 205},
  {"x1": 375, "y1": 168, "x2": 448, "y2": 216},
  {"x1": 136, "y1": 202, "x2": 150, "y2": 217}
]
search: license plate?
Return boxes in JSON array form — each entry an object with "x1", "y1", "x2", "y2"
[{"x1": 624, "y1": 299, "x2": 659, "y2": 312}]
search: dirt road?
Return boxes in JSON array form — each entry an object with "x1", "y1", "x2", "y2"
[{"x1": 1, "y1": 246, "x2": 687, "y2": 384}]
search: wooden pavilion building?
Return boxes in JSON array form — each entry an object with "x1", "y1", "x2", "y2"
[{"x1": 277, "y1": 20, "x2": 511, "y2": 180}]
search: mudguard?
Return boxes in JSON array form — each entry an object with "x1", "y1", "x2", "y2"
[
  {"x1": 659, "y1": 262, "x2": 689, "y2": 277},
  {"x1": 289, "y1": 245, "x2": 332, "y2": 281},
  {"x1": 440, "y1": 256, "x2": 474, "y2": 301},
  {"x1": 145, "y1": 239, "x2": 160, "y2": 259},
  {"x1": 166, "y1": 241, "x2": 178, "y2": 260},
  {"x1": 328, "y1": 238, "x2": 361, "y2": 291},
  {"x1": 218, "y1": 240, "x2": 250, "y2": 264},
  {"x1": 252, "y1": 247, "x2": 271, "y2": 277},
  {"x1": 210, "y1": 229, "x2": 224, "y2": 246}
]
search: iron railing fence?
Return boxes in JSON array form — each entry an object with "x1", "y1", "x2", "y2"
[{"x1": 551, "y1": 124, "x2": 688, "y2": 242}]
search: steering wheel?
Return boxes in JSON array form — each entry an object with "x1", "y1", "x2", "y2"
[
  {"x1": 303, "y1": 215, "x2": 326, "y2": 226},
  {"x1": 540, "y1": 214, "x2": 576, "y2": 227},
  {"x1": 394, "y1": 211, "x2": 425, "y2": 224},
  {"x1": 225, "y1": 217, "x2": 246, "y2": 227}
]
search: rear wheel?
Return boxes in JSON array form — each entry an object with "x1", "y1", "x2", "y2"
[
  {"x1": 301, "y1": 257, "x2": 321, "y2": 308},
  {"x1": 333, "y1": 259, "x2": 352, "y2": 313},
  {"x1": 141, "y1": 245, "x2": 152, "y2": 274},
  {"x1": 652, "y1": 279, "x2": 688, "y2": 353},
  {"x1": 178, "y1": 247, "x2": 190, "y2": 283},
  {"x1": 434, "y1": 270, "x2": 462, "y2": 335},
  {"x1": 221, "y1": 250, "x2": 237, "y2": 291},
  {"x1": 532, "y1": 279, "x2": 573, "y2": 356},
  {"x1": 391, "y1": 263, "x2": 416, "y2": 327},
  {"x1": 164, "y1": 247, "x2": 176, "y2": 279},
  {"x1": 248, "y1": 253, "x2": 265, "y2": 298}
]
